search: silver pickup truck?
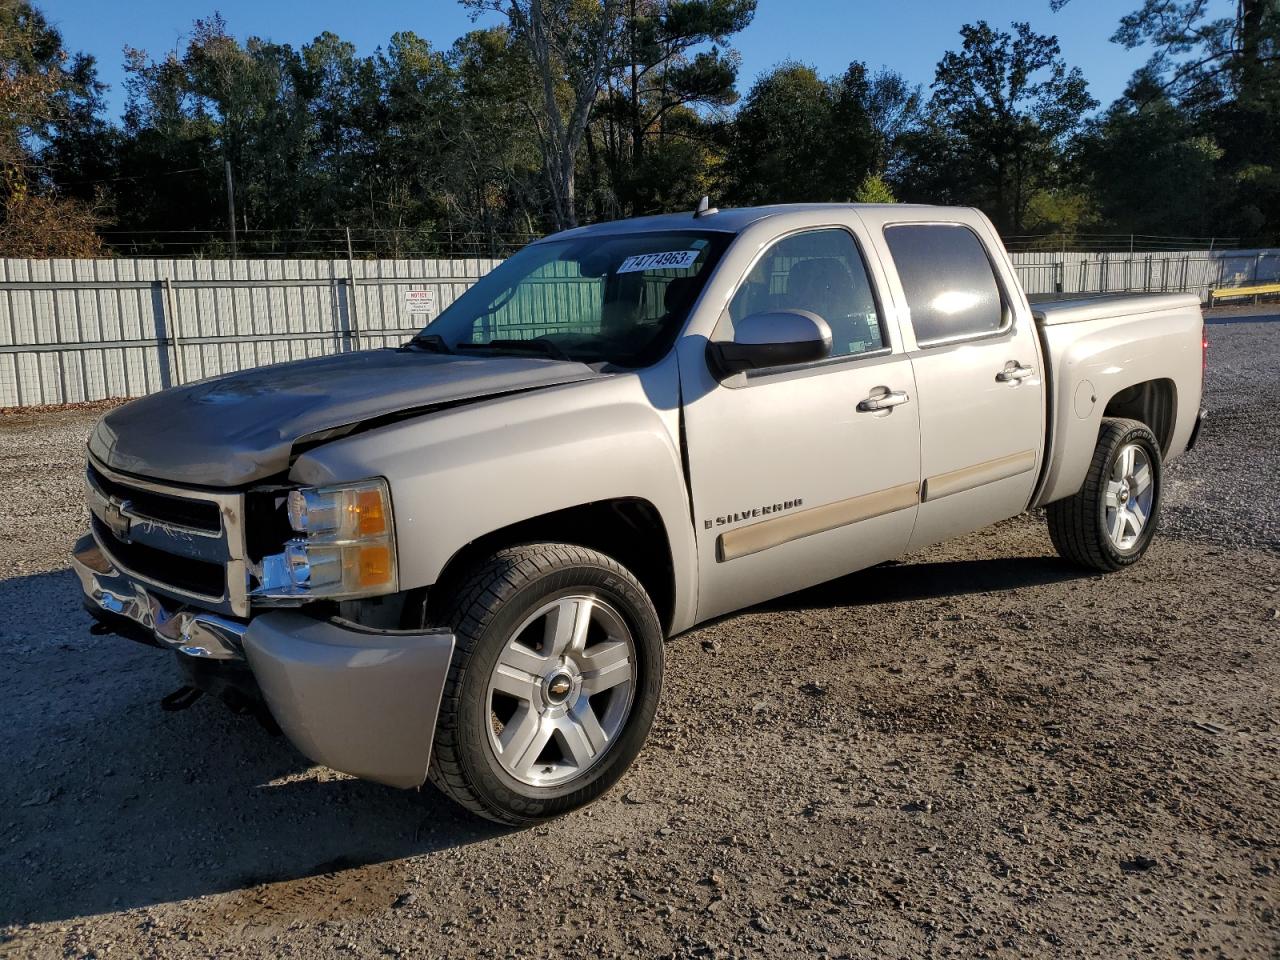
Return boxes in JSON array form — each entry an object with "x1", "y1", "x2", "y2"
[{"x1": 73, "y1": 203, "x2": 1207, "y2": 824}]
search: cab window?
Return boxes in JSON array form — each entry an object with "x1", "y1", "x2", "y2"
[
  {"x1": 883, "y1": 223, "x2": 1005, "y2": 344},
  {"x1": 729, "y1": 228, "x2": 886, "y2": 359}
]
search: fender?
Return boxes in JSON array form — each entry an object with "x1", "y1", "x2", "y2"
[{"x1": 290, "y1": 371, "x2": 700, "y2": 633}]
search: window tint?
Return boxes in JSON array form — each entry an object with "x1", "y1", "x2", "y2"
[
  {"x1": 729, "y1": 228, "x2": 885, "y2": 359},
  {"x1": 883, "y1": 223, "x2": 1004, "y2": 344}
]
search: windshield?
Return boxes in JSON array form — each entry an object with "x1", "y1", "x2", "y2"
[{"x1": 415, "y1": 230, "x2": 732, "y2": 367}]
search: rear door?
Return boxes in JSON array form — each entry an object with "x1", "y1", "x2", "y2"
[
  {"x1": 864, "y1": 212, "x2": 1045, "y2": 550},
  {"x1": 677, "y1": 219, "x2": 921, "y2": 622}
]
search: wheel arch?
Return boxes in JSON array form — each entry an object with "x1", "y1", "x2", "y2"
[
  {"x1": 1101, "y1": 378, "x2": 1178, "y2": 456},
  {"x1": 426, "y1": 498, "x2": 678, "y2": 635}
]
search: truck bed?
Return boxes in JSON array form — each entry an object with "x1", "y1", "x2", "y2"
[
  {"x1": 1029, "y1": 290, "x2": 1203, "y2": 508},
  {"x1": 1030, "y1": 292, "x2": 1202, "y2": 326}
]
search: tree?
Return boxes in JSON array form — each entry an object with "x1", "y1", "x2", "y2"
[
  {"x1": 1053, "y1": 0, "x2": 1280, "y2": 242},
  {"x1": 722, "y1": 61, "x2": 909, "y2": 205},
  {"x1": 723, "y1": 63, "x2": 834, "y2": 204},
  {"x1": 602, "y1": 0, "x2": 753, "y2": 214},
  {"x1": 0, "y1": 0, "x2": 105, "y2": 256},
  {"x1": 928, "y1": 21, "x2": 1096, "y2": 233},
  {"x1": 852, "y1": 173, "x2": 896, "y2": 203},
  {"x1": 1080, "y1": 84, "x2": 1223, "y2": 237},
  {"x1": 863, "y1": 67, "x2": 924, "y2": 179},
  {"x1": 439, "y1": 28, "x2": 545, "y2": 247},
  {"x1": 463, "y1": 0, "x2": 624, "y2": 229},
  {"x1": 1051, "y1": 0, "x2": 1279, "y2": 106}
]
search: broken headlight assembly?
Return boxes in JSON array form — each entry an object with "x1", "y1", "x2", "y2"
[{"x1": 252, "y1": 478, "x2": 398, "y2": 601}]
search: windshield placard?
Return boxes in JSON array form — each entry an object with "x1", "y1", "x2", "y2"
[{"x1": 616, "y1": 250, "x2": 700, "y2": 274}]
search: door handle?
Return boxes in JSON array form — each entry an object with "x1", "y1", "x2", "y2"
[
  {"x1": 857, "y1": 390, "x2": 911, "y2": 412},
  {"x1": 996, "y1": 362, "x2": 1035, "y2": 382}
]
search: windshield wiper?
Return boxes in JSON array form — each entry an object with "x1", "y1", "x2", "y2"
[
  {"x1": 401, "y1": 333, "x2": 453, "y2": 354},
  {"x1": 456, "y1": 338, "x2": 572, "y2": 361}
]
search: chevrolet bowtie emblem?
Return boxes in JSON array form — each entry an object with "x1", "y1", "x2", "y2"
[{"x1": 102, "y1": 497, "x2": 132, "y2": 542}]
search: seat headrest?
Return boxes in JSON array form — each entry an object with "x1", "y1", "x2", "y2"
[{"x1": 787, "y1": 258, "x2": 856, "y2": 319}]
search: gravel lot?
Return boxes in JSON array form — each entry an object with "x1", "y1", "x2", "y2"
[{"x1": 1, "y1": 314, "x2": 1277, "y2": 959}]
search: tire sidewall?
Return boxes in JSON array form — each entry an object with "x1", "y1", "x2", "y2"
[
  {"x1": 451, "y1": 559, "x2": 663, "y2": 822},
  {"x1": 1095, "y1": 424, "x2": 1163, "y2": 566}
]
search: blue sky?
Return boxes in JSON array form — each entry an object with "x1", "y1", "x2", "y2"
[{"x1": 44, "y1": 0, "x2": 1235, "y2": 120}]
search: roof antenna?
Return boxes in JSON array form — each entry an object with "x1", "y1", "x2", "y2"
[{"x1": 694, "y1": 196, "x2": 718, "y2": 218}]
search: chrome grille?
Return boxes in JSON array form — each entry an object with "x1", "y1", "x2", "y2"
[
  {"x1": 87, "y1": 462, "x2": 222, "y2": 533},
  {"x1": 85, "y1": 456, "x2": 249, "y2": 616}
]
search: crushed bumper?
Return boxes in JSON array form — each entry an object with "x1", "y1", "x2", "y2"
[{"x1": 72, "y1": 534, "x2": 455, "y2": 788}]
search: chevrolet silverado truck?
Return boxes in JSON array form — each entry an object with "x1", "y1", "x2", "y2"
[{"x1": 73, "y1": 203, "x2": 1207, "y2": 824}]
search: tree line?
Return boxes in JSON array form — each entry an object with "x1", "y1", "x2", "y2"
[{"x1": 2, "y1": 0, "x2": 1277, "y2": 258}]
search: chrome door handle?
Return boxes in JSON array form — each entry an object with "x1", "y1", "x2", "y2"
[
  {"x1": 857, "y1": 390, "x2": 911, "y2": 412},
  {"x1": 996, "y1": 363, "x2": 1035, "y2": 382}
]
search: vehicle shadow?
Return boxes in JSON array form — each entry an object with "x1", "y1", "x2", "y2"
[
  {"x1": 760, "y1": 553, "x2": 1091, "y2": 613},
  {"x1": 0, "y1": 568, "x2": 510, "y2": 929},
  {"x1": 0, "y1": 553, "x2": 1089, "y2": 928}
]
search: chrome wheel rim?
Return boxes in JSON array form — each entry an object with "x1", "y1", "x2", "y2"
[
  {"x1": 1103, "y1": 442, "x2": 1154, "y2": 551},
  {"x1": 485, "y1": 594, "x2": 636, "y2": 787}
]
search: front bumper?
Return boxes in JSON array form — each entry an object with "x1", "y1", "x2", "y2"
[{"x1": 73, "y1": 534, "x2": 455, "y2": 788}]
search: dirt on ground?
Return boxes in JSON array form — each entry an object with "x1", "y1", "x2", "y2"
[{"x1": 0, "y1": 314, "x2": 1276, "y2": 959}]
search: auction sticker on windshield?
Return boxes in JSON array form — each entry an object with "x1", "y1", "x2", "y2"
[{"x1": 617, "y1": 250, "x2": 700, "y2": 273}]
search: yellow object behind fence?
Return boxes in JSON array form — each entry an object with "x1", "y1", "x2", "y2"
[{"x1": 1209, "y1": 282, "x2": 1280, "y2": 304}]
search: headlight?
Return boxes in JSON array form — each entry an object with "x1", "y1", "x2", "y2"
[{"x1": 253, "y1": 478, "x2": 397, "y2": 600}]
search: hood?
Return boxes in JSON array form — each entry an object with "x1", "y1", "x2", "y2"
[{"x1": 90, "y1": 349, "x2": 599, "y2": 487}]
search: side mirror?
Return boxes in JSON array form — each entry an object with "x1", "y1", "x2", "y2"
[{"x1": 707, "y1": 309, "x2": 832, "y2": 375}]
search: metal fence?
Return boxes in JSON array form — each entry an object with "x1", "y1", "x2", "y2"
[
  {"x1": 2, "y1": 248, "x2": 1277, "y2": 408},
  {"x1": 0, "y1": 257, "x2": 498, "y2": 408},
  {"x1": 1011, "y1": 249, "x2": 1279, "y2": 297}
]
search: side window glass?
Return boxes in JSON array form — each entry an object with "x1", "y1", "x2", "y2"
[
  {"x1": 729, "y1": 228, "x2": 885, "y2": 359},
  {"x1": 883, "y1": 223, "x2": 1004, "y2": 344}
]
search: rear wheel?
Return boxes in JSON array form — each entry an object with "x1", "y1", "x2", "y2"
[
  {"x1": 1047, "y1": 417, "x2": 1163, "y2": 572},
  {"x1": 428, "y1": 543, "x2": 663, "y2": 824}
]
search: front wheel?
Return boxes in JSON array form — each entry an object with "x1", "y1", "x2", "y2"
[
  {"x1": 1047, "y1": 417, "x2": 1163, "y2": 572},
  {"x1": 428, "y1": 543, "x2": 663, "y2": 824}
]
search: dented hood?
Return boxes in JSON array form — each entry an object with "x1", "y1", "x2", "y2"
[{"x1": 89, "y1": 349, "x2": 599, "y2": 487}]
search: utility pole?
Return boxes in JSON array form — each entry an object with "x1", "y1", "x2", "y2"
[{"x1": 225, "y1": 160, "x2": 237, "y2": 257}]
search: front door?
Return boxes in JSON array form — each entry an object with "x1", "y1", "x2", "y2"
[{"x1": 678, "y1": 223, "x2": 922, "y2": 623}]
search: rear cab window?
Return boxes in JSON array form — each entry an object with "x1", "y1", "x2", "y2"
[{"x1": 883, "y1": 223, "x2": 1008, "y2": 345}]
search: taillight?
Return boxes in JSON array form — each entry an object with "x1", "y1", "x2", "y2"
[{"x1": 1202, "y1": 322, "x2": 1208, "y2": 376}]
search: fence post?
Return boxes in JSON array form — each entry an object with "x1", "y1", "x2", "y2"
[
  {"x1": 163, "y1": 277, "x2": 183, "y2": 385},
  {"x1": 149, "y1": 280, "x2": 173, "y2": 391},
  {"x1": 328, "y1": 262, "x2": 342, "y2": 355},
  {"x1": 345, "y1": 228, "x2": 361, "y2": 352}
]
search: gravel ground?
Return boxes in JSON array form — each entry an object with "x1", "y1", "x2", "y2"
[{"x1": 1, "y1": 315, "x2": 1277, "y2": 959}]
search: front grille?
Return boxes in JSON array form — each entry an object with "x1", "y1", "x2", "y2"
[
  {"x1": 88, "y1": 462, "x2": 221, "y2": 533},
  {"x1": 92, "y1": 516, "x2": 226, "y2": 598}
]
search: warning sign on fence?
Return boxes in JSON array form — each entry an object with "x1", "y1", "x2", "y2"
[{"x1": 405, "y1": 289, "x2": 436, "y2": 315}]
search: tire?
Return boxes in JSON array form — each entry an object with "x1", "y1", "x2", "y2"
[
  {"x1": 1047, "y1": 417, "x2": 1163, "y2": 572},
  {"x1": 427, "y1": 543, "x2": 664, "y2": 825}
]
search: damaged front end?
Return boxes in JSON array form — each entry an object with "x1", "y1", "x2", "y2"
[{"x1": 73, "y1": 455, "x2": 455, "y2": 790}]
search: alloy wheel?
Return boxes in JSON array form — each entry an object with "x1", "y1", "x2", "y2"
[{"x1": 484, "y1": 594, "x2": 636, "y2": 787}]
